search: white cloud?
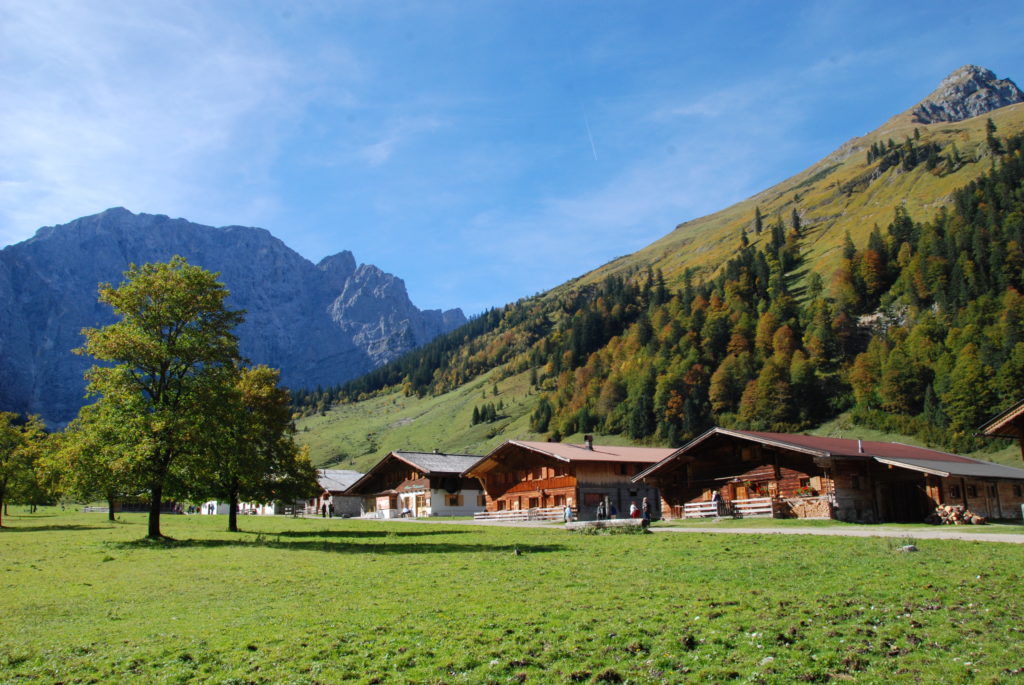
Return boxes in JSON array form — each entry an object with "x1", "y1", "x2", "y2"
[{"x1": 0, "y1": 1, "x2": 304, "y2": 242}]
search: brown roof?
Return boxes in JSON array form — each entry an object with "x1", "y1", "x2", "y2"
[
  {"x1": 635, "y1": 427, "x2": 1024, "y2": 482},
  {"x1": 737, "y1": 430, "x2": 977, "y2": 463},
  {"x1": 504, "y1": 440, "x2": 675, "y2": 464}
]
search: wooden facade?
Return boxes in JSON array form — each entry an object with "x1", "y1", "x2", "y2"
[
  {"x1": 466, "y1": 440, "x2": 675, "y2": 520},
  {"x1": 343, "y1": 451, "x2": 484, "y2": 518},
  {"x1": 637, "y1": 428, "x2": 1024, "y2": 522}
]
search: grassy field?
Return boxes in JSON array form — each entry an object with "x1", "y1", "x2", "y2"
[{"x1": 3, "y1": 509, "x2": 1024, "y2": 683}]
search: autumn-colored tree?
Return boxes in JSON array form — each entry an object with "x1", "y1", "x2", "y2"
[
  {"x1": 0, "y1": 413, "x2": 48, "y2": 527},
  {"x1": 75, "y1": 257, "x2": 245, "y2": 539}
]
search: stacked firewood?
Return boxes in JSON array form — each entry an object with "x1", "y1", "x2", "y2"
[{"x1": 925, "y1": 504, "x2": 987, "y2": 525}]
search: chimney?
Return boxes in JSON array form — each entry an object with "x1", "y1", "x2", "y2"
[{"x1": 584, "y1": 435, "x2": 594, "y2": 450}]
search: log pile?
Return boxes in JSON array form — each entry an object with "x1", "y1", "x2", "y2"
[{"x1": 925, "y1": 504, "x2": 987, "y2": 525}]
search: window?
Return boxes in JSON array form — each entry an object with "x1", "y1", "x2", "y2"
[
  {"x1": 583, "y1": 492, "x2": 603, "y2": 506},
  {"x1": 967, "y1": 485, "x2": 978, "y2": 498},
  {"x1": 445, "y1": 494, "x2": 463, "y2": 507},
  {"x1": 619, "y1": 464, "x2": 629, "y2": 475},
  {"x1": 988, "y1": 484, "x2": 997, "y2": 497},
  {"x1": 477, "y1": 494, "x2": 487, "y2": 506},
  {"x1": 1014, "y1": 484, "x2": 1023, "y2": 497},
  {"x1": 949, "y1": 485, "x2": 961, "y2": 499}
]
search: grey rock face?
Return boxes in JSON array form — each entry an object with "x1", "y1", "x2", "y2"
[
  {"x1": 0, "y1": 208, "x2": 466, "y2": 425},
  {"x1": 911, "y1": 65, "x2": 1024, "y2": 124}
]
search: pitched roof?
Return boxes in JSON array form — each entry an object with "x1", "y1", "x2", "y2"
[
  {"x1": 342, "y1": 450, "x2": 484, "y2": 496},
  {"x1": 505, "y1": 440, "x2": 676, "y2": 463},
  {"x1": 390, "y1": 451, "x2": 483, "y2": 474},
  {"x1": 318, "y1": 469, "x2": 363, "y2": 493},
  {"x1": 977, "y1": 398, "x2": 1024, "y2": 438},
  {"x1": 466, "y1": 440, "x2": 676, "y2": 476},
  {"x1": 635, "y1": 427, "x2": 1024, "y2": 481}
]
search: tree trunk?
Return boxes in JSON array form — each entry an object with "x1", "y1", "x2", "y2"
[
  {"x1": 147, "y1": 484, "x2": 163, "y2": 539},
  {"x1": 229, "y1": 485, "x2": 239, "y2": 532},
  {"x1": 0, "y1": 495, "x2": 4, "y2": 528},
  {"x1": 107, "y1": 494, "x2": 116, "y2": 522}
]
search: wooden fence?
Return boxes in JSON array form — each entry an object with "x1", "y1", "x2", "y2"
[{"x1": 474, "y1": 506, "x2": 570, "y2": 522}]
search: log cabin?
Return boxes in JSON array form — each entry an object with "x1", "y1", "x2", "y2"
[
  {"x1": 635, "y1": 427, "x2": 1024, "y2": 522},
  {"x1": 343, "y1": 451, "x2": 485, "y2": 518},
  {"x1": 465, "y1": 438, "x2": 676, "y2": 520}
]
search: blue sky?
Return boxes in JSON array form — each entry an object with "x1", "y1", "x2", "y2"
[{"x1": 2, "y1": 1, "x2": 1024, "y2": 315}]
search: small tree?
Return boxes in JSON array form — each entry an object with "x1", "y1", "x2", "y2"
[
  {"x1": 51, "y1": 401, "x2": 140, "y2": 521},
  {"x1": 195, "y1": 365, "x2": 318, "y2": 532},
  {"x1": 76, "y1": 257, "x2": 244, "y2": 539},
  {"x1": 0, "y1": 413, "x2": 48, "y2": 527}
]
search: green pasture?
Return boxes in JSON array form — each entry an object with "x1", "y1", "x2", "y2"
[{"x1": 3, "y1": 509, "x2": 1024, "y2": 683}]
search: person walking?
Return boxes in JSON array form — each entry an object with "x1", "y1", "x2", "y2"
[
  {"x1": 596, "y1": 499, "x2": 605, "y2": 520},
  {"x1": 563, "y1": 503, "x2": 573, "y2": 523}
]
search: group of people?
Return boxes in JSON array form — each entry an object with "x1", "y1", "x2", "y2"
[
  {"x1": 593, "y1": 496, "x2": 652, "y2": 522},
  {"x1": 319, "y1": 502, "x2": 335, "y2": 518}
]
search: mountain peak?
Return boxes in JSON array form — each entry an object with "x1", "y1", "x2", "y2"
[{"x1": 911, "y1": 65, "x2": 1023, "y2": 124}]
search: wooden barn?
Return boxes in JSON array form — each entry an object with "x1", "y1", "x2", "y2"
[
  {"x1": 343, "y1": 451, "x2": 485, "y2": 518},
  {"x1": 465, "y1": 438, "x2": 676, "y2": 520},
  {"x1": 635, "y1": 427, "x2": 1024, "y2": 522}
]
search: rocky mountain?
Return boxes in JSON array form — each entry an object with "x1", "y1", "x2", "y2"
[
  {"x1": 0, "y1": 208, "x2": 465, "y2": 425},
  {"x1": 910, "y1": 65, "x2": 1024, "y2": 124}
]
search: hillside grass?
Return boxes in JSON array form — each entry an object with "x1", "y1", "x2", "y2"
[
  {"x1": 297, "y1": 369, "x2": 543, "y2": 470},
  {"x1": 4, "y1": 508, "x2": 1024, "y2": 683},
  {"x1": 578, "y1": 103, "x2": 1024, "y2": 292}
]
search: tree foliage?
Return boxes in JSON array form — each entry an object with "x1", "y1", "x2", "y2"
[
  {"x1": 0, "y1": 413, "x2": 48, "y2": 527},
  {"x1": 76, "y1": 257, "x2": 244, "y2": 538}
]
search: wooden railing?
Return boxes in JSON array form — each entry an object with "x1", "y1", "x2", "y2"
[
  {"x1": 731, "y1": 497, "x2": 774, "y2": 518},
  {"x1": 474, "y1": 506, "x2": 570, "y2": 522},
  {"x1": 683, "y1": 500, "x2": 722, "y2": 518}
]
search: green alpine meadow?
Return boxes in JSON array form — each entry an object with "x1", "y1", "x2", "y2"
[{"x1": 3, "y1": 510, "x2": 1023, "y2": 684}]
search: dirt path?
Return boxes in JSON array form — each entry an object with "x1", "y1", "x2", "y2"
[{"x1": 383, "y1": 516, "x2": 1024, "y2": 542}]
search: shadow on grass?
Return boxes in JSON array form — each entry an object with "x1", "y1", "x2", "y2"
[
  {"x1": 0, "y1": 524, "x2": 109, "y2": 533},
  {"x1": 111, "y1": 536, "x2": 566, "y2": 555},
  {"x1": 273, "y1": 529, "x2": 470, "y2": 539}
]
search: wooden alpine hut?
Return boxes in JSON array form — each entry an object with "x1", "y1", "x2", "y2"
[
  {"x1": 635, "y1": 427, "x2": 1024, "y2": 522},
  {"x1": 343, "y1": 450, "x2": 485, "y2": 518},
  {"x1": 465, "y1": 437, "x2": 676, "y2": 520}
]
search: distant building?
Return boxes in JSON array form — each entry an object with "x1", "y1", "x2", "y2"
[
  {"x1": 306, "y1": 469, "x2": 364, "y2": 517},
  {"x1": 465, "y1": 438, "x2": 675, "y2": 520},
  {"x1": 344, "y1": 451, "x2": 485, "y2": 518},
  {"x1": 635, "y1": 427, "x2": 1024, "y2": 522}
]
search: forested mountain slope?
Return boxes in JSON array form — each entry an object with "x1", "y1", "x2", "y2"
[{"x1": 298, "y1": 67, "x2": 1024, "y2": 466}]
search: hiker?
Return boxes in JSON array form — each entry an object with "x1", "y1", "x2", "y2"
[
  {"x1": 641, "y1": 497, "x2": 651, "y2": 526},
  {"x1": 320, "y1": 503, "x2": 327, "y2": 518},
  {"x1": 596, "y1": 500, "x2": 605, "y2": 520},
  {"x1": 328, "y1": 503, "x2": 335, "y2": 518},
  {"x1": 609, "y1": 503, "x2": 618, "y2": 519},
  {"x1": 563, "y1": 503, "x2": 573, "y2": 523}
]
